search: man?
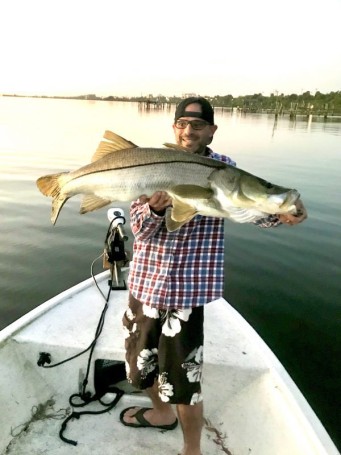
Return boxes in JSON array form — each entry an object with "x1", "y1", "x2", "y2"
[{"x1": 120, "y1": 97, "x2": 307, "y2": 455}]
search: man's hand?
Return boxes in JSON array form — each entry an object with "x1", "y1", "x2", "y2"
[
  {"x1": 277, "y1": 199, "x2": 307, "y2": 226},
  {"x1": 139, "y1": 191, "x2": 172, "y2": 214}
]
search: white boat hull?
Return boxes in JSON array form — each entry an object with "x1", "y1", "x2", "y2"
[{"x1": 0, "y1": 271, "x2": 338, "y2": 454}]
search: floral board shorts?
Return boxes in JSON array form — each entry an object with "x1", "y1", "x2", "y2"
[{"x1": 122, "y1": 293, "x2": 204, "y2": 405}]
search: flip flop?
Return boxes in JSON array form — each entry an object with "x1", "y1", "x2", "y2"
[{"x1": 120, "y1": 406, "x2": 178, "y2": 430}]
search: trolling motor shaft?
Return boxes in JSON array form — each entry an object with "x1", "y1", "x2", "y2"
[{"x1": 104, "y1": 208, "x2": 128, "y2": 290}]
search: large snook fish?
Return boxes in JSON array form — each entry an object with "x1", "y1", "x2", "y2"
[{"x1": 36, "y1": 130, "x2": 300, "y2": 231}]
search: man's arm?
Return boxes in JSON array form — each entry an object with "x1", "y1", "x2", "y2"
[{"x1": 130, "y1": 191, "x2": 172, "y2": 241}]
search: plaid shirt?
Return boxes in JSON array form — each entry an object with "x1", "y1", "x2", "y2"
[{"x1": 128, "y1": 150, "x2": 281, "y2": 309}]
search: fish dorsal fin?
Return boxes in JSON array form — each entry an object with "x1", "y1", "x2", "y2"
[
  {"x1": 104, "y1": 130, "x2": 137, "y2": 147},
  {"x1": 171, "y1": 184, "x2": 213, "y2": 199},
  {"x1": 91, "y1": 141, "x2": 119, "y2": 162},
  {"x1": 91, "y1": 131, "x2": 138, "y2": 162},
  {"x1": 79, "y1": 195, "x2": 112, "y2": 214},
  {"x1": 163, "y1": 142, "x2": 188, "y2": 152}
]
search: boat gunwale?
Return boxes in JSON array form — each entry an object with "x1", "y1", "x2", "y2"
[{"x1": 0, "y1": 271, "x2": 110, "y2": 346}]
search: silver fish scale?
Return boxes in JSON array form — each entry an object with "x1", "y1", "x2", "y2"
[
  {"x1": 65, "y1": 161, "x2": 216, "y2": 202},
  {"x1": 69, "y1": 147, "x2": 226, "y2": 179}
]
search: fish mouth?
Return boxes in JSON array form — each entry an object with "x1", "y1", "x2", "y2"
[
  {"x1": 278, "y1": 189, "x2": 300, "y2": 213},
  {"x1": 265, "y1": 189, "x2": 300, "y2": 213}
]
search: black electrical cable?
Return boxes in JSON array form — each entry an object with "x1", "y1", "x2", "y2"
[
  {"x1": 37, "y1": 217, "x2": 122, "y2": 369},
  {"x1": 36, "y1": 216, "x2": 127, "y2": 446},
  {"x1": 37, "y1": 262, "x2": 112, "y2": 369}
]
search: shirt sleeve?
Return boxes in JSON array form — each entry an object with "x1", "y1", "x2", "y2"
[{"x1": 130, "y1": 199, "x2": 165, "y2": 241}]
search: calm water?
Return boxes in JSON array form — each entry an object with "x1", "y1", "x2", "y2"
[{"x1": 1, "y1": 97, "x2": 340, "y2": 448}]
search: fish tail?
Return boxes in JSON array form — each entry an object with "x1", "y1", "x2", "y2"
[
  {"x1": 36, "y1": 172, "x2": 67, "y2": 197},
  {"x1": 36, "y1": 172, "x2": 69, "y2": 225},
  {"x1": 51, "y1": 196, "x2": 68, "y2": 225}
]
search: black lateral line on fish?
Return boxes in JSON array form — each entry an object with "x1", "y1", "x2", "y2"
[{"x1": 71, "y1": 159, "x2": 226, "y2": 179}]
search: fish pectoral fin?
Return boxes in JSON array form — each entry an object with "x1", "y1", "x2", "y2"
[
  {"x1": 165, "y1": 185, "x2": 212, "y2": 230},
  {"x1": 163, "y1": 143, "x2": 188, "y2": 152},
  {"x1": 171, "y1": 199, "x2": 197, "y2": 222},
  {"x1": 91, "y1": 131, "x2": 138, "y2": 162},
  {"x1": 165, "y1": 215, "x2": 187, "y2": 232},
  {"x1": 79, "y1": 195, "x2": 112, "y2": 214},
  {"x1": 165, "y1": 208, "x2": 195, "y2": 232},
  {"x1": 171, "y1": 184, "x2": 214, "y2": 199}
]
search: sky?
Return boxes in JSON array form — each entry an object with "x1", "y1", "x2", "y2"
[{"x1": 1, "y1": 0, "x2": 340, "y2": 98}]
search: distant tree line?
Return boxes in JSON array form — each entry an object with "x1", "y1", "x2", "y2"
[
  {"x1": 3, "y1": 91, "x2": 341, "y2": 114},
  {"x1": 109, "y1": 91, "x2": 341, "y2": 114},
  {"x1": 209, "y1": 91, "x2": 341, "y2": 113}
]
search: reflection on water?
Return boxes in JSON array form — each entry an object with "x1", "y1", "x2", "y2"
[{"x1": 0, "y1": 97, "x2": 340, "y2": 448}]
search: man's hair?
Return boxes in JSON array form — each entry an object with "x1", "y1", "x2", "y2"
[{"x1": 174, "y1": 97, "x2": 214, "y2": 125}]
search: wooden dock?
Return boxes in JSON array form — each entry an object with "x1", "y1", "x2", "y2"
[
  {"x1": 235, "y1": 101, "x2": 338, "y2": 119},
  {"x1": 138, "y1": 100, "x2": 171, "y2": 110}
]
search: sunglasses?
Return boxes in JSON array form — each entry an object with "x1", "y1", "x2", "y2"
[{"x1": 174, "y1": 120, "x2": 210, "y2": 130}]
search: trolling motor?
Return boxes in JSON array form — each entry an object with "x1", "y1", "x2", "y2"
[
  {"x1": 103, "y1": 208, "x2": 129, "y2": 290},
  {"x1": 38, "y1": 209, "x2": 129, "y2": 446}
]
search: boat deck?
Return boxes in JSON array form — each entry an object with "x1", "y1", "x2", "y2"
[
  {"x1": 1, "y1": 272, "x2": 338, "y2": 455},
  {"x1": 4, "y1": 393, "x2": 234, "y2": 455}
]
